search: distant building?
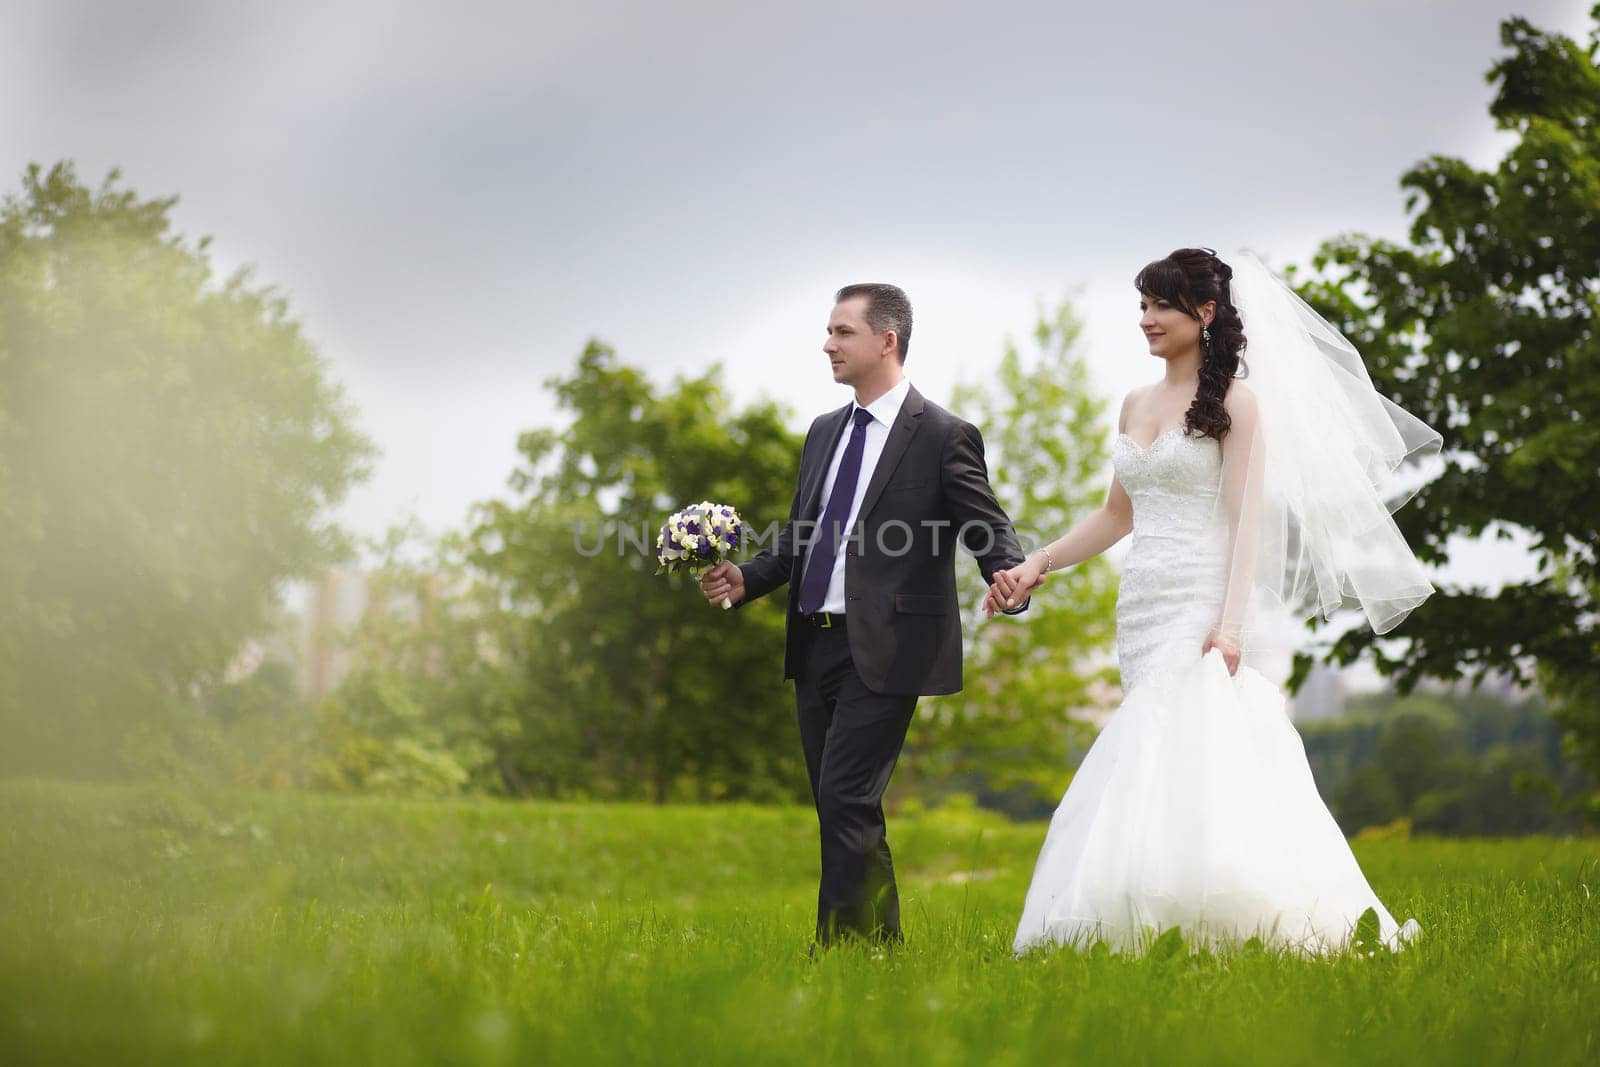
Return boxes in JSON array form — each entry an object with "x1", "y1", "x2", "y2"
[
  {"x1": 299, "y1": 570, "x2": 370, "y2": 702},
  {"x1": 228, "y1": 569, "x2": 448, "y2": 703},
  {"x1": 1289, "y1": 661, "x2": 1348, "y2": 721},
  {"x1": 1423, "y1": 667, "x2": 1538, "y2": 704}
]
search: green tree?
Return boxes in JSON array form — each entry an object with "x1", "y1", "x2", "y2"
[
  {"x1": 197, "y1": 650, "x2": 314, "y2": 791},
  {"x1": 1378, "y1": 713, "x2": 1455, "y2": 811},
  {"x1": 1301, "y1": 686, "x2": 1591, "y2": 835},
  {"x1": 909, "y1": 296, "x2": 1120, "y2": 810},
  {"x1": 1333, "y1": 766, "x2": 1404, "y2": 835},
  {"x1": 468, "y1": 343, "x2": 808, "y2": 803},
  {"x1": 0, "y1": 163, "x2": 375, "y2": 778},
  {"x1": 1295, "y1": 9, "x2": 1600, "y2": 811}
]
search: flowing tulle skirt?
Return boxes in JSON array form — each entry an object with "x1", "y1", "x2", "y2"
[{"x1": 1013, "y1": 647, "x2": 1419, "y2": 955}]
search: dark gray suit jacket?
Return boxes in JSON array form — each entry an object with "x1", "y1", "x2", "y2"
[{"x1": 738, "y1": 385, "x2": 1027, "y2": 696}]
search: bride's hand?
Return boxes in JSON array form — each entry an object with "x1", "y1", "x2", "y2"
[
  {"x1": 1202, "y1": 629, "x2": 1241, "y2": 675},
  {"x1": 993, "y1": 553, "x2": 1047, "y2": 610}
]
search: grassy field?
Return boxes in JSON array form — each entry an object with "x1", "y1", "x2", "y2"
[{"x1": 2, "y1": 780, "x2": 1597, "y2": 1065}]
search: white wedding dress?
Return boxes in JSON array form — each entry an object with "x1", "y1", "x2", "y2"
[{"x1": 1012, "y1": 428, "x2": 1419, "y2": 955}]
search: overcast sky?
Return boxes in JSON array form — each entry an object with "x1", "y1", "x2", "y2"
[{"x1": 5, "y1": 0, "x2": 1590, "y2": 592}]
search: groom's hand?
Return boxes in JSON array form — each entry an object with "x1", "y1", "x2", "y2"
[
  {"x1": 700, "y1": 561, "x2": 746, "y2": 607},
  {"x1": 993, "y1": 557, "x2": 1046, "y2": 609}
]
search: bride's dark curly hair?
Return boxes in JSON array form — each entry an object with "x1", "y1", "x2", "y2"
[{"x1": 1134, "y1": 247, "x2": 1248, "y2": 442}]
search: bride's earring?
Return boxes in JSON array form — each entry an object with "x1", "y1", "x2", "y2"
[{"x1": 1201, "y1": 325, "x2": 1212, "y2": 349}]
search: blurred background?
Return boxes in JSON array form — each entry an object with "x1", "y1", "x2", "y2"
[{"x1": 2, "y1": 0, "x2": 1595, "y2": 834}]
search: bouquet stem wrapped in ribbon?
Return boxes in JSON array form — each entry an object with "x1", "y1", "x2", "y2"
[{"x1": 656, "y1": 501, "x2": 745, "y2": 608}]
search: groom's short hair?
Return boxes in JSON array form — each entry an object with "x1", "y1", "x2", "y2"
[{"x1": 836, "y1": 283, "x2": 912, "y2": 363}]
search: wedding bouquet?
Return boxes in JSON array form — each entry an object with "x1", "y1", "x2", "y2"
[{"x1": 656, "y1": 501, "x2": 745, "y2": 608}]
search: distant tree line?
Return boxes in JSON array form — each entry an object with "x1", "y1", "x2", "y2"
[{"x1": 1301, "y1": 687, "x2": 1593, "y2": 837}]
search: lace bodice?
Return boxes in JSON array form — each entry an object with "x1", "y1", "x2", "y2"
[{"x1": 1112, "y1": 429, "x2": 1228, "y2": 691}]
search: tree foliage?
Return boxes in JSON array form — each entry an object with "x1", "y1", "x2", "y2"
[
  {"x1": 1300, "y1": 686, "x2": 1592, "y2": 837},
  {"x1": 1295, "y1": 9, "x2": 1600, "y2": 802},
  {"x1": 0, "y1": 163, "x2": 375, "y2": 777},
  {"x1": 466, "y1": 344, "x2": 808, "y2": 802}
]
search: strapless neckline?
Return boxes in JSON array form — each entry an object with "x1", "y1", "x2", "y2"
[{"x1": 1115, "y1": 427, "x2": 1188, "y2": 453}]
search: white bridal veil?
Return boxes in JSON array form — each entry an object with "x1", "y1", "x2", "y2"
[{"x1": 1214, "y1": 252, "x2": 1442, "y2": 653}]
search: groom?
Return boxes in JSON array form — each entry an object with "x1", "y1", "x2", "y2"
[{"x1": 699, "y1": 283, "x2": 1031, "y2": 947}]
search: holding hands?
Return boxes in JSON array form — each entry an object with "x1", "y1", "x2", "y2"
[{"x1": 983, "y1": 551, "x2": 1051, "y2": 618}]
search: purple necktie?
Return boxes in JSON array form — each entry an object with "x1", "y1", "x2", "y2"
[{"x1": 797, "y1": 407, "x2": 875, "y2": 615}]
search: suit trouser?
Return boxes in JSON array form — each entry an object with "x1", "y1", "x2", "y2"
[{"x1": 793, "y1": 622, "x2": 919, "y2": 944}]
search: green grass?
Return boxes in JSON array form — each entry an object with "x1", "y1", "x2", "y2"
[{"x1": 2, "y1": 780, "x2": 1597, "y2": 1065}]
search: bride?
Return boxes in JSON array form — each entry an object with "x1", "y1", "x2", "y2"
[{"x1": 988, "y1": 247, "x2": 1437, "y2": 955}]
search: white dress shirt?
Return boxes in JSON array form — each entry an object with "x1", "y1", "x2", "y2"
[{"x1": 803, "y1": 377, "x2": 912, "y2": 614}]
